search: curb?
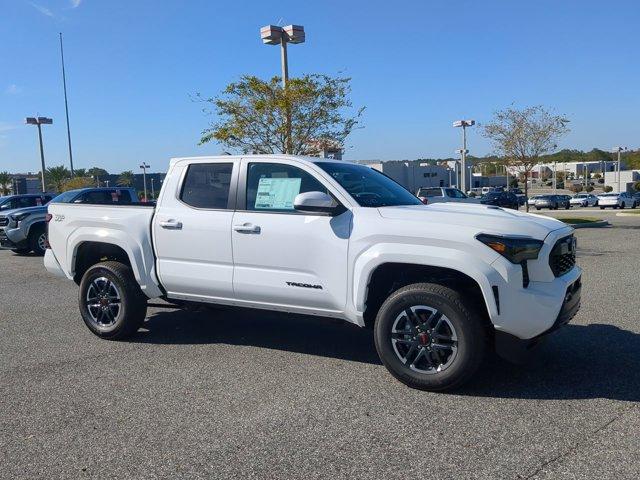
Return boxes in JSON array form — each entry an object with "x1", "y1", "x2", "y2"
[
  {"x1": 568, "y1": 220, "x2": 610, "y2": 229},
  {"x1": 616, "y1": 212, "x2": 640, "y2": 217}
]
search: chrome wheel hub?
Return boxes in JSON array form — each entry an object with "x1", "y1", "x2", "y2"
[
  {"x1": 391, "y1": 305, "x2": 458, "y2": 374},
  {"x1": 37, "y1": 233, "x2": 47, "y2": 252},
  {"x1": 86, "y1": 277, "x2": 121, "y2": 328}
]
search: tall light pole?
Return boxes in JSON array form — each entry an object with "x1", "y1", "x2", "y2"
[
  {"x1": 25, "y1": 117, "x2": 53, "y2": 192},
  {"x1": 140, "y1": 162, "x2": 150, "y2": 201},
  {"x1": 260, "y1": 24, "x2": 305, "y2": 154},
  {"x1": 59, "y1": 33, "x2": 74, "y2": 175},
  {"x1": 453, "y1": 120, "x2": 475, "y2": 194},
  {"x1": 151, "y1": 178, "x2": 155, "y2": 200},
  {"x1": 612, "y1": 147, "x2": 626, "y2": 193}
]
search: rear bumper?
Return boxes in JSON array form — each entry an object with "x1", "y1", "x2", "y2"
[
  {"x1": 44, "y1": 249, "x2": 68, "y2": 279},
  {"x1": 495, "y1": 275, "x2": 581, "y2": 363}
]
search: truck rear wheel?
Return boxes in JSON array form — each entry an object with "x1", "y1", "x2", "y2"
[
  {"x1": 78, "y1": 261, "x2": 147, "y2": 340},
  {"x1": 374, "y1": 283, "x2": 486, "y2": 391}
]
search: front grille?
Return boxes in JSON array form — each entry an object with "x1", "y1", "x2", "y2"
[
  {"x1": 549, "y1": 235, "x2": 577, "y2": 277},
  {"x1": 0, "y1": 217, "x2": 7, "y2": 227}
]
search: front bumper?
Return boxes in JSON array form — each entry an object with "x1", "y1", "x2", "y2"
[
  {"x1": 495, "y1": 274, "x2": 581, "y2": 363},
  {"x1": 0, "y1": 229, "x2": 22, "y2": 250},
  {"x1": 0, "y1": 227, "x2": 28, "y2": 250}
]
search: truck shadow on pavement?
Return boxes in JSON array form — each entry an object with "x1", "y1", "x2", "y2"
[
  {"x1": 137, "y1": 307, "x2": 381, "y2": 365},
  {"x1": 463, "y1": 323, "x2": 640, "y2": 402},
  {"x1": 137, "y1": 310, "x2": 639, "y2": 402}
]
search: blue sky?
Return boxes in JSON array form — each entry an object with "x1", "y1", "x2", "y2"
[{"x1": 1, "y1": 0, "x2": 639, "y2": 174}]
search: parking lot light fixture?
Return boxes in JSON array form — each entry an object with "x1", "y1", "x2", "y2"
[
  {"x1": 260, "y1": 24, "x2": 305, "y2": 154},
  {"x1": 139, "y1": 162, "x2": 150, "y2": 201},
  {"x1": 453, "y1": 120, "x2": 475, "y2": 193},
  {"x1": 25, "y1": 116, "x2": 53, "y2": 192},
  {"x1": 611, "y1": 146, "x2": 627, "y2": 193}
]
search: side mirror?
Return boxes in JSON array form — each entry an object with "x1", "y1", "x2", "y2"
[{"x1": 293, "y1": 191, "x2": 341, "y2": 215}]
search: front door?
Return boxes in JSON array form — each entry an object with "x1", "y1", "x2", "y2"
[
  {"x1": 153, "y1": 160, "x2": 238, "y2": 301},
  {"x1": 231, "y1": 159, "x2": 351, "y2": 314}
]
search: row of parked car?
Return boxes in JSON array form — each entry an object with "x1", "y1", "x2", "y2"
[
  {"x1": 0, "y1": 188, "x2": 139, "y2": 256},
  {"x1": 416, "y1": 187, "x2": 524, "y2": 209},
  {"x1": 528, "y1": 192, "x2": 639, "y2": 210},
  {"x1": 416, "y1": 187, "x2": 640, "y2": 211}
]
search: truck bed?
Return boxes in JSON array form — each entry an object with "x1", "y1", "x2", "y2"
[{"x1": 46, "y1": 203, "x2": 161, "y2": 296}]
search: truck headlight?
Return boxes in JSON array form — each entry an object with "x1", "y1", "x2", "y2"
[
  {"x1": 9, "y1": 212, "x2": 31, "y2": 226},
  {"x1": 475, "y1": 234, "x2": 544, "y2": 264}
]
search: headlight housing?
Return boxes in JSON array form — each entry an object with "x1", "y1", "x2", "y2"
[
  {"x1": 476, "y1": 234, "x2": 544, "y2": 264},
  {"x1": 9, "y1": 212, "x2": 31, "y2": 225}
]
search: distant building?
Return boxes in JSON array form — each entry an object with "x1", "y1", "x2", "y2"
[
  {"x1": 604, "y1": 170, "x2": 640, "y2": 193},
  {"x1": 361, "y1": 160, "x2": 451, "y2": 193},
  {"x1": 507, "y1": 161, "x2": 625, "y2": 179},
  {"x1": 8, "y1": 174, "x2": 43, "y2": 194},
  {"x1": 307, "y1": 139, "x2": 343, "y2": 160}
]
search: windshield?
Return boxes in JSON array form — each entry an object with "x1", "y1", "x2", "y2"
[
  {"x1": 316, "y1": 162, "x2": 422, "y2": 207},
  {"x1": 445, "y1": 188, "x2": 467, "y2": 199}
]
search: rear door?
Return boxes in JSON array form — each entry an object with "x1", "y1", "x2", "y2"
[
  {"x1": 152, "y1": 159, "x2": 238, "y2": 301},
  {"x1": 231, "y1": 158, "x2": 351, "y2": 313}
]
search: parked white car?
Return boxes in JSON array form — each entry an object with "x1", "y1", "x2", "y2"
[
  {"x1": 45, "y1": 155, "x2": 581, "y2": 391},
  {"x1": 569, "y1": 193, "x2": 599, "y2": 207},
  {"x1": 527, "y1": 195, "x2": 544, "y2": 207},
  {"x1": 597, "y1": 192, "x2": 637, "y2": 209},
  {"x1": 416, "y1": 187, "x2": 480, "y2": 204}
]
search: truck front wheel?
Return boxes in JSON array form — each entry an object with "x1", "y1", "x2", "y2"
[
  {"x1": 374, "y1": 283, "x2": 486, "y2": 391},
  {"x1": 78, "y1": 261, "x2": 147, "y2": 340},
  {"x1": 28, "y1": 224, "x2": 47, "y2": 256}
]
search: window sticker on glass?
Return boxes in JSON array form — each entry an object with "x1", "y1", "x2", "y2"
[{"x1": 255, "y1": 177, "x2": 302, "y2": 210}]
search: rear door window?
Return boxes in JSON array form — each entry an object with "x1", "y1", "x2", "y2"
[{"x1": 180, "y1": 163, "x2": 234, "y2": 209}]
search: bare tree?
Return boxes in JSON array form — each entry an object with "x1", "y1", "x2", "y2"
[{"x1": 482, "y1": 105, "x2": 570, "y2": 211}]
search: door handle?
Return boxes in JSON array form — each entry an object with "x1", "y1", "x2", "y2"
[
  {"x1": 233, "y1": 223, "x2": 261, "y2": 234},
  {"x1": 159, "y1": 219, "x2": 182, "y2": 229}
]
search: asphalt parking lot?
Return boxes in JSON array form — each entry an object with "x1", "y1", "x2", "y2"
[{"x1": 1, "y1": 211, "x2": 639, "y2": 480}]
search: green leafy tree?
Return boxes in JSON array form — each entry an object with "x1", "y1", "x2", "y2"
[
  {"x1": 87, "y1": 167, "x2": 109, "y2": 186},
  {"x1": 604, "y1": 185, "x2": 613, "y2": 192},
  {"x1": 633, "y1": 181, "x2": 640, "y2": 192},
  {"x1": 0, "y1": 171, "x2": 11, "y2": 195},
  {"x1": 61, "y1": 177, "x2": 93, "y2": 191},
  {"x1": 482, "y1": 105, "x2": 570, "y2": 211},
  {"x1": 74, "y1": 168, "x2": 87, "y2": 177},
  {"x1": 198, "y1": 74, "x2": 364, "y2": 155},
  {"x1": 117, "y1": 170, "x2": 135, "y2": 186},
  {"x1": 46, "y1": 165, "x2": 71, "y2": 192}
]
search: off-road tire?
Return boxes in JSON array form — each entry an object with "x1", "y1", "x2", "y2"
[
  {"x1": 28, "y1": 224, "x2": 47, "y2": 256},
  {"x1": 79, "y1": 261, "x2": 147, "y2": 340},
  {"x1": 374, "y1": 283, "x2": 487, "y2": 391}
]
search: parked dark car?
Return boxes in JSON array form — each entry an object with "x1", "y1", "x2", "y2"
[
  {"x1": 49, "y1": 187, "x2": 139, "y2": 205},
  {"x1": 480, "y1": 191, "x2": 519, "y2": 209},
  {"x1": 533, "y1": 195, "x2": 561, "y2": 210},
  {"x1": 0, "y1": 193, "x2": 55, "y2": 212},
  {"x1": 556, "y1": 195, "x2": 572, "y2": 209}
]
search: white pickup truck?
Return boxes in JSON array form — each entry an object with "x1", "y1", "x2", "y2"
[{"x1": 45, "y1": 155, "x2": 581, "y2": 391}]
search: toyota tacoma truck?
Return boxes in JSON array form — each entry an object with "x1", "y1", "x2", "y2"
[{"x1": 44, "y1": 155, "x2": 581, "y2": 391}]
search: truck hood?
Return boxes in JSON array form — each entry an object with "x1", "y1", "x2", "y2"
[
  {"x1": 377, "y1": 203, "x2": 567, "y2": 240},
  {"x1": 4, "y1": 205, "x2": 48, "y2": 217}
]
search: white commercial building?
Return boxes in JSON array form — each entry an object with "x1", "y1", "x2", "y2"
[
  {"x1": 604, "y1": 169, "x2": 640, "y2": 193},
  {"x1": 362, "y1": 161, "x2": 451, "y2": 193}
]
